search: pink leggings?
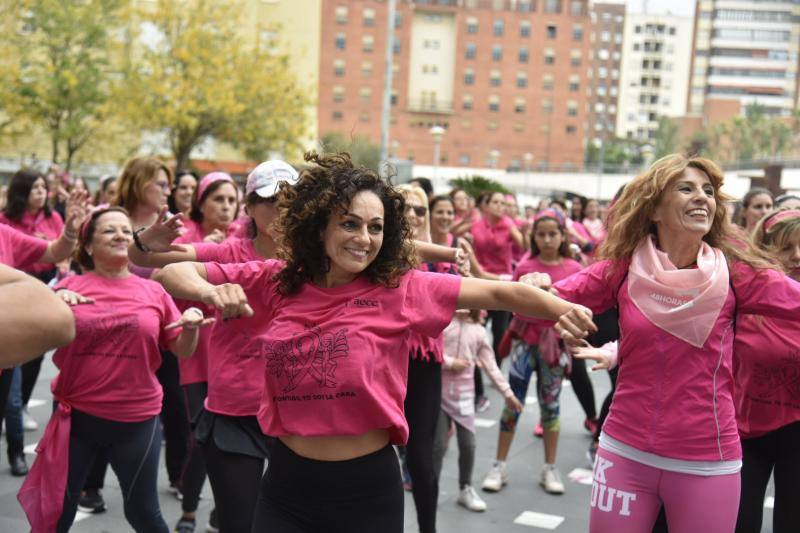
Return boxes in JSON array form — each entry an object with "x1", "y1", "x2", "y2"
[{"x1": 589, "y1": 448, "x2": 740, "y2": 533}]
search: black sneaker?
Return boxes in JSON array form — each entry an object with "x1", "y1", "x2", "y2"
[
  {"x1": 206, "y1": 508, "x2": 219, "y2": 532},
  {"x1": 77, "y1": 489, "x2": 107, "y2": 514},
  {"x1": 174, "y1": 518, "x2": 196, "y2": 533},
  {"x1": 9, "y1": 453, "x2": 28, "y2": 477}
]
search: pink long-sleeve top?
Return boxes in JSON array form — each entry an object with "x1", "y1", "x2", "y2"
[
  {"x1": 554, "y1": 258, "x2": 800, "y2": 464},
  {"x1": 733, "y1": 314, "x2": 800, "y2": 440},
  {"x1": 0, "y1": 210, "x2": 63, "y2": 274}
]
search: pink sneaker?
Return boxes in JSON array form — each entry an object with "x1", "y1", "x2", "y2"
[{"x1": 533, "y1": 421, "x2": 543, "y2": 438}]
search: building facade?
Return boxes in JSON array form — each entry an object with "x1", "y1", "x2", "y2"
[
  {"x1": 318, "y1": 0, "x2": 592, "y2": 170},
  {"x1": 688, "y1": 0, "x2": 800, "y2": 123},
  {"x1": 587, "y1": 2, "x2": 625, "y2": 146},
  {"x1": 615, "y1": 11, "x2": 693, "y2": 141}
]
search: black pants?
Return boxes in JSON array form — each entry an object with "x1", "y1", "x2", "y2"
[
  {"x1": 202, "y1": 433, "x2": 265, "y2": 532},
  {"x1": 569, "y1": 356, "x2": 597, "y2": 420},
  {"x1": 157, "y1": 350, "x2": 189, "y2": 484},
  {"x1": 252, "y1": 440, "x2": 402, "y2": 533},
  {"x1": 181, "y1": 382, "x2": 208, "y2": 513},
  {"x1": 0, "y1": 370, "x2": 12, "y2": 440},
  {"x1": 487, "y1": 310, "x2": 510, "y2": 366},
  {"x1": 57, "y1": 410, "x2": 168, "y2": 533},
  {"x1": 735, "y1": 421, "x2": 800, "y2": 533},
  {"x1": 20, "y1": 355, "x2": 43, "y2": 407},
  {"x1": 404, "y1": 356, "x2": 441, "y2": 533}
]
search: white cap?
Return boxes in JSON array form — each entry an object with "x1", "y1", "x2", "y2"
[{"x1": 245, "y1": 160, "x2": 299, "y2": 198}]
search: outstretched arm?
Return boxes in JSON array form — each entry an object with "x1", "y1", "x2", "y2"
[
  {"x1": 154, "y1": 262, "x2": 253, "y2": 319},
  {"x1": 127, "y1": 207, "x2": 197, "y2": 268}
]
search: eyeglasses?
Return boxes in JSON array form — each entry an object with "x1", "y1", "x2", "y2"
[
  {"x1": 405, "y1": 205, "x2": 427, "y2": 217},
  {"x1": 152, "y1": 180, "x2": 171, "y2": 192}
]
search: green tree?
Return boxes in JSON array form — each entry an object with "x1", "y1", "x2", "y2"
[
  {"x1": 653, "y1": 117, "x2": 680, "y2": 159},
  {"x1": 448, "y1": 176, "x2": 510, "y2": 198},
  {"x1": 320, "y1": 132, "x2": 381, "y2": 172},
  {"x1": 1, "y1": 0, "x2": 125, "y2": 169},
  {"x1": 122, "y1": 0, "x2": 309, "y2": 170}
]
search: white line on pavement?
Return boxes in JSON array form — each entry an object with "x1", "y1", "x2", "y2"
[{"x1": 513, "y1": 510, "x2": 565, "y2": 529}]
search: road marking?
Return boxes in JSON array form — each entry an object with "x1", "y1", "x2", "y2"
[
  {"x1": 74, "y1": 511, "x2": 91, "y2": 523},
  {"x1": 28, "y1": 399, "x2": 46, "y2": 408},
  {"x1": 525, "y1": 396, "x2": 538, "y2": 405},
  {"x1": 567, "y1": 468, "x2": 594, "y2": 486},
  {"x1": 513, "y1": 510, "x2": 565, "y2": 529},
  {"x1": 24, "y1": 442, "x2": 38, "y2": 455},
  {"x1": 474, "y1": 418, "x2": 497, "y2": 428},
  {"x1": 764, "y1": 496, "x2": 774, "y2": 509}
]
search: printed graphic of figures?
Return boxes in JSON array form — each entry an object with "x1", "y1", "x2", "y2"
[{"x1": 266, "y1": 327, "x2": 350, "y2": 393}]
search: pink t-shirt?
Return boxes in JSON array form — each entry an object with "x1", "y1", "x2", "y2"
[
  {"x1": 408, "y1": 248, "x2": 459, "y2": 363},
  {"x1": 512, "y1": 255, "x2": 582, "y2": 345},
  {"x1": 194, "y1": 237, "x2": 259, "y2": 264},
  {"x1": 0, "y1": 223, "x2": 49, "y2": 270},
  {"x1": 734, "y1": 314, "x2": 800, "y2": 439},
  {"x1": 555, "y1": 258, "x2": 800, "y2": 462},
  {"x1": 51, "y1": 272, "x2": 181, "y2": 421},
  {"x1": 205, "y1": 261, "x2": 462, "y2": 444},
  {"x1": 0, "y1": 210, "x2": 63, "y2": 274},
  {"x1": 471, "y1": 216, "x2": 514, "y2": 275}
]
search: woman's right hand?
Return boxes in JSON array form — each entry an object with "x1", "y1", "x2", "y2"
[
  {"x1": 138, "y1": 206, "x2": 186, "y2": 252},
  {"x1": 571, "y1": 344, "x2": 615, "y2": 371},
  {"x1": 200, "y1": 283, "x2": 254, "y2": 319},
  {"x1": 56, "y1": 289, "x2": 94, "y2": 306},
  {"x1": 555, "y1": 305, "x2": 596, "y2": 346},
  {"x1": 449, "y1": 358, "x2": 470, "y2": 372}
]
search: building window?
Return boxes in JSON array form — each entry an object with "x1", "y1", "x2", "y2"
[
  {"x1": 544, "y1": 49, "x2": 555, "y2": 65},
  {"x1": 513, "y1": 123, "x2": 524, "y2": 132},
  {"x1": 362, "y1": 35, "x2": 374, "y2": 52},
  {"x1": 520, "y1": 21, "x2": 531, "y2": 37},
  {"x1": 361, "y1": 60, "x2": 373, "y2": 76},
  {"x1": 544, "y1": 0, "x2": 562, "y2": 14},
  {"x1": 519, "y1": 46, "x2": 529, "y2": 62},
  {"x1": 461, "y1": 119, "x2": 472, "y2": 129},
  {"x1": 462, "y1": 94, "x2": 474, "y2": 110},
  {"x1": 490, "y1": 70, "x2": 501, "y2": 86},
  {"x1": 570, "y1": 1, "x2": 584, "y2": 16},
  {"x1": 332, "y1": 111, "x2": 343, "y2": 121},
  {"x1": 493, "y1": 19, "x2": 504, "y2": 36},
  {"x1": 359, "y1": 87, "x2": 372, "y2": 103},
  {"x1": 573, "y1": 25, "x2": 583, "y2": 41},
  {"x1": 568, "y1": 75, "x2": 579, "y2": 91},
  {"x1": 514, "y1": 97, "x2": 526, "y2": 113},
  {"x1": 464, "y1": 69, "x2": 475, "y2": 85},
  {"x1": 359, "y1": 112, "x2": 370, "y2": 123},
  {"x1": 334, "y1": 59, "x2": 345, "y2": 77},
  {"x1": 465, "y1": 43, "x2": 476, "y2": 59},
  {"x1": 517, "y1": 71, "x2": 528, "y2": 88},
  {"x1": 567, "y1": 100, "x2": 578, "y2": 116},
  {"x1": 570, "y1": 50, "x2": 581, "y2": 66},
  {"x1": 335, "y1": 33, "x2": 346, "y2": 50},
  {"x1": 489, "y1": 95, "x2": 500, "y2": 112},
  {"x1": 393, "y1": 40, "x2": 401, "y2": 54},
  {"x1": 394, "y1": 12, "x2": 402, "y2": 28},
  {"x1": 542, "y1": 98, "x2": 553, "y2": 114},
  {"x1": 333, "y1": 85, "x2": 344, "y2": 102},
  {"x1": 487, "y1": 120, "x2": 498, "y2": 131},
  {"x1": 518, "y1": 0, "x2": 533, "y2": 12},
  {"x1": 492, "y1": 44, "x2": 503, "y2": 61},
  {"x1": 566, "y1": 125, "x2": 577, "y2": 134},
  {"x1": 547, "y1": 25, "x2": 557, "y2": 39},
  {"x1": 601, "y1": 30, "x2": 610, "y2": 42},
  {"x1": 459, "y1": 154, "x2": 470, "y2": 165},
  {"x1": 467, "y1": 17, "x2": 478, "y2": 34},
  {"x1": 391, "y1": 90, "x2": 398, "y2": 105},
  {"x1": 335, "y1": 6, "x2": 348, "y2": 24},
  {"x1": 543, "y1": 73, "x2": 554, "y2": 90},
  {"x1": 363, "y1": 8, "x2": 375, "y2": 26}
]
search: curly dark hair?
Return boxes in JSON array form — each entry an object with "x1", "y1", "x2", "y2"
[{"x1": 274, "y1": 152, "x2": 417, "y2": 295}]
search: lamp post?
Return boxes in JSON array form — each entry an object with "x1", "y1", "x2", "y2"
[
  {"x1": 641, "y1": 144, "x2": 655, "y2": 170},
  {"x1": 429, "y1": 125, "x2": 445, "y2": 183},
  {"x1": 489, "y1": 149, "x2": 500, "y2": 170}
]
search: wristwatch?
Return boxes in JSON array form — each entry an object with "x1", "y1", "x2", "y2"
[{"x1": 133, "y1": 227, "x2": 151, "y2": 253}]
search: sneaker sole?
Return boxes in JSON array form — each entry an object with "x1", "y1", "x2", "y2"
[
  {"x1": 458, "y1": 501, "x2": 487, "y2": 512},
  {"x1": 539, "y1": 481, "x2": 565, "y2": 495},
  {"x1": 77, "y1": 505, "x2": 107, "y2": 514},
  {"x1": 481, "y1": 481, "x2": 506, "y2": 492}
]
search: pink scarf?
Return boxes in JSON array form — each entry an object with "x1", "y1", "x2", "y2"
[{"x1": 628, "y1": 235, "x2": 729, "y2": 348}]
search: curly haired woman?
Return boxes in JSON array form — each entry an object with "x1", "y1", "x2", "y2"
[{"x1": 154, "y1": 152, "x2": 594, "y2": 533}]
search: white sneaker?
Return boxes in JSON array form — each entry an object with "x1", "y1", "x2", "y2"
[
  {"x1": 23, "y1": 410, "x2": 38, "y2": 432},
  {"x1": 457, "y1": 485, "x2": 487, "y2": 512},
  {"x1": 540, "y1": 465, "x2": 565, "y2": 494},
  {"x1": 481, "y1": 463, "x2": 508, "y2": 492}
]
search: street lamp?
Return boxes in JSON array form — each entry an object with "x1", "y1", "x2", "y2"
[
  {"x1": 489, "y1": 149, "x2": 500, "y2": 170},
  {"x1": 429, "y1": 125, "x2": 445, "y2": 183},
  {"x1": 523, "y1": 152, "x2": 534, "y2": 171},
  {"x1": 641, "y1": 144, "x2": 655, "y2": 170}
]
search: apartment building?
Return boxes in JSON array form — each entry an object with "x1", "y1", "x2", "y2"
[
  {"x1": 688, "y1": 0, "x2": 800, "y2": 123},
  {"x1": 318, "y1": 0, "x2": 592, "y2": 170},
  {"x1": 587, "y1": 2, "x2": 625, "y2": 146},
  {"x1": 616, "y1": 12, "x2": 693, "y2": 141}
]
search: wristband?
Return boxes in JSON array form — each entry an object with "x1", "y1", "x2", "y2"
[
  {"x1": 133, "y1": 227, "x2": 151, "y2": 253},
  {"x1": 454, "y1": 248, "x2": 463, "y2": 263}
]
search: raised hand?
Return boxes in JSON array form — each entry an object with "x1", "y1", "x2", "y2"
[
  {"x1": 64, "y1": 190, "x2": 90, "y2": 237},
  {"x1": 200, "y1": 283, "x2": 254, "y2": 319},
  {"x1": 138, "y1": 206, "x2": 186, "y2": 252},
  {"x1": 203, "y1": 228, "x2": 226, "y2": 244},
  {"x1": 165, "y1": 307, "x2": 216, "y2": 331}
]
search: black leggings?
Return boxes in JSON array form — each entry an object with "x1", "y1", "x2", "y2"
[
  {"x1": 0, "y1": 370, "x2": 12, "y2": 433},
  {"x1": 569, "y1": 355, "x2": 597, "y2": 420},
  {"x1": 487, "y1": 309, "x2": 510, "y2": 366},
  {"x1": 201, "y1": 430, "x2": 265, "y2": 532},
  {"x1": 404, "y1": 356, "x2": 441, "y2": 533},
  {"x1": 57, "y1": 410, "x2": 168, "y2": 533},
  {"x1": 181, "y1": 382, "x2": 208, "y2": 513},
  {"x1": 251, "y1": 440, "x2": 402, "y2": 533},
  {"x1": 157, "y1": 350, "x2": 190, "y2": 485},
  {"x1": 735, "y1": 421, "x2": 800, "y2": 533}
]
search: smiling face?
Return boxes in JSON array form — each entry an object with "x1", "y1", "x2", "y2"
[
  {"x1": 86, "y1": 211, "x2": 133, "y2": 268},
  {"x1": 743, "y1": 193, "x2": 773, "y2": 231},
  {"x1": 174, "y1": 174, "x2": 196, "y2": 214},
  {"x1": 431, "y1": 198, "x2": 454, "y2": 236},
  {"x1": 200, "y1": 182, "x2": 238, "y2": 230},
  {"x1": 322, "y1": 190, "x2": 385, "y2": 285},
  {"x1": 27, "y1": 177, "x2": 48, "y2": 212},
  {"x1": 143, "y1": 169, "x2": 171, "y2": 211},
  {"x1": 651, "y1": 167, "x2": 717, "y2": 241}
]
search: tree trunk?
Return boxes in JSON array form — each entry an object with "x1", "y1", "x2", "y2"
[{"x1": 50, "y1": 136, "x2": 60, "y2": 166}]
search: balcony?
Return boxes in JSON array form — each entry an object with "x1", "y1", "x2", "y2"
[{"x1": 406, "y1": 99, "x2": 454, "y2": 114}]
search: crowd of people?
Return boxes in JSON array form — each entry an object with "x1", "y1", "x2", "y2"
[{"x1": 0, "y1": 152, "x2": 797, "y2": 533}]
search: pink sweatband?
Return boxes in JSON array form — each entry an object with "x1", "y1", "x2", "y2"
[
  {"x1": 764, "y1": 209, "x2": 800, "y2": 232},
  {"x1": 196, "y1": 172, "x2": 234, "y2": 202}
]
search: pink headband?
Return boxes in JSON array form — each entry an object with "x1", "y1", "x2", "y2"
[
  {"x1": 535, "y1": 208, "x2": 565, "y2": 226},
  {"x1": 79, "y1": 203, "x2": 112, "y2": 241},
  {"x1": 764, "y1": 209, "x2": 800, "y2": 232},
  {"x1": 196, "y1": 172, "x2": 234, "y2": 202}
]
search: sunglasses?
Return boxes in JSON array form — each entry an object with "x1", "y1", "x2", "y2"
[{"x1": 405, "y1": 205, "x2": 427, "y2": 217}]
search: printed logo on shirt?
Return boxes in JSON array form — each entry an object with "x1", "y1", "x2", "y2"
[
  {"x1": 265, "y1": 326, "x2": 349, "y2": 393},
  {"x1": 649, "y1": 292, "x2": 691, "y2": 308},
  {"x1": 750, "y1": 351, "x2": 800, "y2": 407},
  {"x1": 352, "y1": 297, "x2": 379, "y2": 308},
  {"x1": 74, "y1": 314, "x2": 140, "y2": 360}
]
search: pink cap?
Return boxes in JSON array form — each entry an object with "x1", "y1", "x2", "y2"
[{"x1": 197, "y1": 172, "x2": 234, "y2": 202}]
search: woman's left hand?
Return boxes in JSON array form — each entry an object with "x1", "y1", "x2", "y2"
[
  {"x1": 64, "y1": 190, "x2": 90, "y2": 236},
  {"x1": 56, "y1": 289, "x2": 94, "y2": 306},
  {"x1": 505, "y1": 395, "x2": 524, "y2": 413},
  {"x1": 166, "y1": 307, "x2": 216, "y2": 331},
  {"x1": 555, "y1": 304, "x2": 596, "y2": 346}
]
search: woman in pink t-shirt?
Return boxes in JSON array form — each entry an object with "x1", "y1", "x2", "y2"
[
  {"x1": 733, "y1": 208, "x2": 800, "y2": 533},
  {"x1": 154, "y1": 151, "x2": 595, "y2": 533},
  {"x1": 545, "y1": 155, "x2": 800, "y2": 533},
  {"x1": 449, "y1": 188, "x2": 479, "y2": 237},
  {"x1": 169, "y1": 170, "x2": 199, "y2": 218},
  {"x1": 17, "y1": 206, "x2": 212, "y2": 533}
]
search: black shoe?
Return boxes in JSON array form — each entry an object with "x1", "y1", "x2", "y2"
[
  {"x1": 206, "y1": 508, "x2": 219, "y2": 532},
  {"x1": 77, "y1": 489, "x2": 107, "y2": 514},
  {"x1": 9, "y1": 453, "x2": 28, "y2": 476},
  {"x1": 174, "y1": 517, "x2": 196, "y2": 533}
]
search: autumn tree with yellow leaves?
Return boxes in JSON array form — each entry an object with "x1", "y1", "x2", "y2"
[{"x1": 122, "y1": 0, "x2": 309, "y2": 170}]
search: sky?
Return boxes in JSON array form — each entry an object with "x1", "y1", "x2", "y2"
[{"x1": 608, "y1": 0, "x2": 696, "y2": 17}]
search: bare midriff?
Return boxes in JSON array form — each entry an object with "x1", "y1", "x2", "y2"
[{"x1": 279, "y1": 428, "x2": 391, "y2": 461}]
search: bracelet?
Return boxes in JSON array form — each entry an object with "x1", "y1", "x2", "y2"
[
  {"x1": 133, "y1": 227, "x2": 150, "y2": 253},
  {"x1": 454, "y1": 248, "x2": 463, "y2": 263},
  {"x1": 63, "y1": 230, "x2": 78, "y2": 242}
]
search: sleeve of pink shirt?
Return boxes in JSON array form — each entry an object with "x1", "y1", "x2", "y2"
[
  {"x1": 553, "y1": 259, "x2": 624, "y2": 314},
  {"x1": 475, "y1": 331, "x2": 513, "y2": 398},
  {"x1": 159, "y1": 290, "x2": 183, "y2": 349},
  {"x1": 732, "y1": 263, "x2": 800, "y2": 319},
  {"x1": 205, "y1": 259, "x2": 281, "y2": 292},
  {"x1": 193, "y1": 241, "x2": 224, "y2": 263},
  {"x1": 402, "y1": 270, "x2": 462, "y2": 339},
  {"x1": 0, "y1": 224, "x2": 49, "y2": 270}
]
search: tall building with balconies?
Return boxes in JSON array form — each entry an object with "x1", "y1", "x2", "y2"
[
  {"x1": 688, "y1": 0, "x2": 800, "y2": 123},
  {"x1": 616, "y1": 11, "x2": 694, "y2": 141},
  {"x1": 318, "y1": 0, "x2": 592, "y2": 170},
  {"x1": 587, "y1": 2, "x2": 626, "y2": 146}
]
